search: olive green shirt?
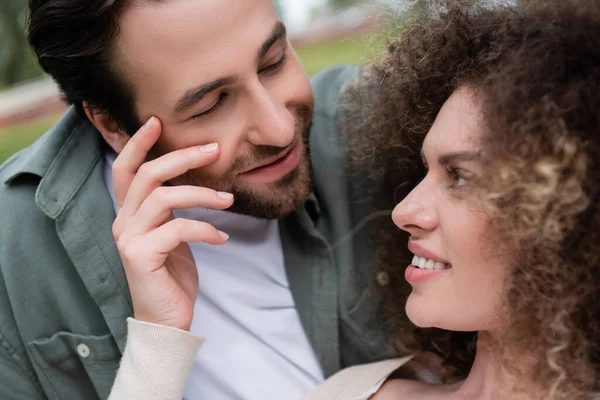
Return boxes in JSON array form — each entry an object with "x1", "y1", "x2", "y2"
[{"x1": 0, "y1": 66, "x2": 396, "y2": 400}]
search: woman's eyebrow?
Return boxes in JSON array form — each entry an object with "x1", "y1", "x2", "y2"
[
  {"x1": 438, "y1": 150, "x2": 481, "y2": 165},
  {"x1": 419, "y1": 149, "x2": 480, "y2": 167}
]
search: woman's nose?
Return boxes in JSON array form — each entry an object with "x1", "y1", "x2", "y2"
[{"x1": 392, "y1": 182, "x2": 438, "y2": 235}]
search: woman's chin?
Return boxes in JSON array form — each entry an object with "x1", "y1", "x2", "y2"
[
  {"x1": 406, "y1": 295, "x2": 488, "y2": 332},
  {"x1": 406, "y1": 294, "x2": 459, "y2": 330},
  {"x1": 405, "y1": 295, "x2": 439, "y2": 328}
]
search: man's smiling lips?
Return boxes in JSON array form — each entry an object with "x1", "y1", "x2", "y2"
[
  {"x1": 242, "y1": 143, "x2": 295, "y2": 173},
  {"x1": 238, "y1": 140, "x2": 301, "y2": 183}
]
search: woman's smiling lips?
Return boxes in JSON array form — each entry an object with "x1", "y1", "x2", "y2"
[
  {"x1": 238, "y1": 140, "x2": 301, "y2": 183},
  {"x1": 407, "y1": 241, "x2": 450, "y2": 264},
  {"x1": 405, "y1": 241, "x2": 452, "y2": 284}
]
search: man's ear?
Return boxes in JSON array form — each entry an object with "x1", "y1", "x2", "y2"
[{"x1": 83, "y1": 101, "x2": 130, "y2": 154}]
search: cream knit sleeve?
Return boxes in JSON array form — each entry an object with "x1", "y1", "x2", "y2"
[{"x1": 108, "y1": 318, "x2": 205, "y2": 400}]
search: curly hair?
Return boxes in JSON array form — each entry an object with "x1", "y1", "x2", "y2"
[{"x1": 345, "y1": 0, "x2": 600, "y2": 398}]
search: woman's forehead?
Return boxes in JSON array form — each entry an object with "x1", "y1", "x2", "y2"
[{"x1": 423, "y1": 88, "x2": 483, "y2": 155}]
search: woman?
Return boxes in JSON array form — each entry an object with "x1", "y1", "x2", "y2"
[
  {"x1": 110, "y1": 0, "x2": 600, "y2": 399},
  {"x1": 353, "y1": 0, "x2": 600, "y2": 397}
]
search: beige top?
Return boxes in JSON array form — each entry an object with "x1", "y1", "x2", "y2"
[
  {"x1": 301, "y1": 357, "x2": 414, "y2": 400},
  {"x1": 108, "y1": 318, "x2": 414, "y2": 400}
]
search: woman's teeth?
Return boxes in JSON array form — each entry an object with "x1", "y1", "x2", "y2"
[{"x1": 411, "y1": 255, "x2": 451, "y2": 270}]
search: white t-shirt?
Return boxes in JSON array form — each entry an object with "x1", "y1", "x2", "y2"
[{"x1": 103, "y1": 153, "x2": 324, "y2": 400}]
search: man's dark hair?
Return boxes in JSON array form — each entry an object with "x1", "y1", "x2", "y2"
[{"x1": 28, "y1": 0, "x2": 141, "y2": 134}]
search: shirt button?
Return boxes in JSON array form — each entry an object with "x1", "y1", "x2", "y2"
[
  {"x1": 376, "y1": 271, "x2": 390, "y2": 287},
  {"x1": 77, "y1": 343, "x2": 91, "y2": 359}
]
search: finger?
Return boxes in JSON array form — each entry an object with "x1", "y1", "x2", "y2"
[
  {"x1": 129, "y1": 187, "x2": 234, "y2": 235},
  {"x1": 119, "y1": 143, "x2": 221, "y2": 218},
  {"x1": 112, "y1": 117, "x2": 161, "y2": 209},
  {"x1": 147, "y1": 219, "x2": 229, "y2": 259}
]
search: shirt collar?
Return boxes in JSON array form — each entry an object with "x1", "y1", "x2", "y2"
[
  {"x1": 2, "y1": 107, "x2": 105, "y2": 219},
  {"x1": 305, "y1": 192, "x2": 322, "y2": 223},
  {"x1": 2, "y1": 107, "x2": 86, "y2": 185}
]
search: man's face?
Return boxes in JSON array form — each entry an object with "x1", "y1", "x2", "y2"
[{"x1": 115, "y1": 0, "x2": 314, "y2": 219}]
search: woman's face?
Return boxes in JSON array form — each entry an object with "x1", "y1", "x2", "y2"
[{"x1": 392, "y1": 88, "x2": 508, "y2": 332}]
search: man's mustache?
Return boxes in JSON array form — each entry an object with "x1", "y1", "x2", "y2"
[{"x1": 229, "y1": 105, "x2": 312, "y2": 174}]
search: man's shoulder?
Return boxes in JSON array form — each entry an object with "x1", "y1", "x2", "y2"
[
  {"x1": 0, "y1": 129, "x2": 52, "y2": 229},
  {"x1": 0, "y1": 108, "x2": 97, "y2": 237},
  {"x1": 0, "y1": 151, "x2": 42, "y2": 218},
  {"x1": 0, "y1": 162, "x2": 48, "y2": 260},
  {"x1": 0, "y1": 108, "x2": 89, "y2": 188},
  {"x1": 0, "y1": 140, "x2": 40, "y2": 184},
  {"x1": 310, "y1": 65, "x2": 362, "y2": 119},
  {"x1": 308, "y1": 65, "x2": 375, "y2": 226}
]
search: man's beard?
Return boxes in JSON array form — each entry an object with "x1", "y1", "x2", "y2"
[{"x1": 165, "y1": 105, "x2": 314, "y2": 220}]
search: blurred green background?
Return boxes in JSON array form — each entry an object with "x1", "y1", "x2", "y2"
[{"x1": 0, "y1": 0, "x2": 401, "y2": 163}]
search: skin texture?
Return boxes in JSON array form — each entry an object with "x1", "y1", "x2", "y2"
[{"x1": 87, "y1": 0, "x2": 314, "y2": 219}]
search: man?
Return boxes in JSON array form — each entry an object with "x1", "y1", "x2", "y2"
[{"x1": 0, "y1": 1, "x2": 402, "y2": 399}]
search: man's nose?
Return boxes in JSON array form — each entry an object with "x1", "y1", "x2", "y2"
[
  {"x1": 392, "y1": 179, "x2": 438, "y2": 235},
  {"x1": 245, "y1": 80, "x2": 295, "y2": 148}
]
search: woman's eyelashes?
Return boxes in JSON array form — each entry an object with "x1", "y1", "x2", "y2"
[
  {"x1": 190, "y1": 53, "x2": 288, "y2": 121},
  {"x1": 444, "y1": 165, "x2": 470, "y2": 190}
]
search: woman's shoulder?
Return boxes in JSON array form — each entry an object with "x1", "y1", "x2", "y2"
[
  {"x1": 370, "y1": 376, "x2": 465, "y2": 400},
  {"x1": 301, "y1": 357, "x2": 414, "y2": 400},
  {"x1": 368, "y1": 378, "x2": 431, "y2": 399}
]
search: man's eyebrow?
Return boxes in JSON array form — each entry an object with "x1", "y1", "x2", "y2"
[
  {"x1": 173, "y1": 22, "x2": 287, "y2": 116},
  {"x1": 258, "y1": 21, "x2": 287, "y2": 60},
  {"x1": 173, "y1": 77, "x2": 235, "y2": 115}
]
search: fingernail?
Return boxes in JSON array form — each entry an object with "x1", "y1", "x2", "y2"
[
  {"x1": 200, "y1": 143, "x2": 218, "y2": 153},
  {"x1": 217, "y1": 192, "x2": 234, "y2": 200},
  {"x1": 143, "y1": 117, "x2": 155, "y2": 132},
  {"x1": 218, "y1": 230, "x2": 229, "y2": 241}
]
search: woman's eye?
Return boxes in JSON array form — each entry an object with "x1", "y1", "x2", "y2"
[{"x1": 445, "y1": 166, "x2": 469, "y2": 190}]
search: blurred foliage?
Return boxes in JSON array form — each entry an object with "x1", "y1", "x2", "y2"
[
  {"x1": 329, "y1": 0, "x2": 363, "y2": 9},
  {"x1": 0, "y1": 116, "x2": 57, "y2": 162},
  {"x1": 295, "y1": 31, "x2": 384, "y2": 77},
  {"x1": 0, "y1": 0, "x2": 43, "y2": 88}
]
